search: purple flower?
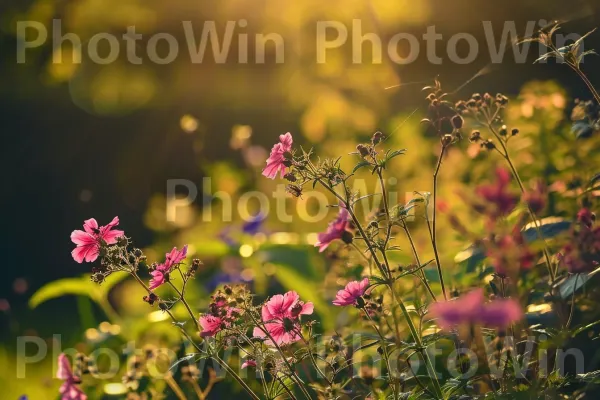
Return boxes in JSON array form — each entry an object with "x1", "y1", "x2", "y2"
[
  {"x1": 332, "y1": 278, "x2": 369, "y2": 306},
  {"x1": 242, "y1": 213, "x2": 266, "y2": 235}
]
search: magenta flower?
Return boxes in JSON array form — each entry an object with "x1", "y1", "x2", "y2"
[
  {"x1": 199, "y1": 315, "x2": 223, "y2": 337},
  {"x1": 164, "y1": 245, "x2": 188, "y2": 268},
  {"x1": 262, "y1": 132, "x2": 293, "y2": 179},
  {"x1": 315, "y1": 205, "x2": 351, "y2": 252},
  {"x1": 333, "y1": 278, "x2": 369, "y2": 306},
  {"x1": 149, "y1": 267, "x2": 167, "y2": 290},
  {"x1": 429, "y1": 289, "x2": 485, "y2": 330},
  {"x1": 478, "y1": 299, "x2": 523, "y2": 328},
  {"x1": 57, "y1": 354, "x2": 87, "y2": 400},
  {"x1": 429, "y1": 289, "x2": 522, "y2": 330},
  {"x1": 253, "y1": 291, "x2": 313, "y2": 346},
  {"x1": 241, "y1": 359, "x2": 257, "y2": 369},
  {"x1": 148, "y1": 245, "x2": 188, "y2": 290},
  {"x1": 70, "y1": 217, "x2": 124, "y2": 263},
  {"x1": 475, "y1": 168, "x2": 519, "y2": 219}
]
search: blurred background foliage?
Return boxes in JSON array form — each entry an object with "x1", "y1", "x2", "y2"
[{"x1": 2, "y1": 0, "x2": 600, "y2": 397}]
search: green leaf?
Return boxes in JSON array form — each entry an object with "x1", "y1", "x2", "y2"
[
  {"x1": 351, "y1": 160, "x2": 371, "y2": 174},
  {"x1": 385, "y1": 149, "x2": 407, "y2": 163},
  {"x1": 557, "y1": 273, "x2": 590, "y2": 300},
  {"x1": 29, "y1": 276, "x2": 102, "y2": 309}
]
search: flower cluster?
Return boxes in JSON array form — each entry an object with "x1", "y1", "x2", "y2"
[
  {"x1": 199, "y1": 285, "x2": 246, "y2": 337},
  {"x1": 560, "y1": 208, "x2": 600, "y2": 273}
]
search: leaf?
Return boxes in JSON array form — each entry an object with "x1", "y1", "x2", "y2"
[
  {"x1": 351, "y1": 160, "x2": 371, "y2": 174},
  {"x1": 29, "y1": 276, "x2": 101, "y2": 309},
  {"x1": 557, "y1": 273, "x2": 590, "y2": 299},
  {"x1": 385, "y1": 149, "x2": 407, "y2": 163},
  {"x1": 572, "y1": 320, "x2": 600, "y2": 337},
  {"x1": 521, "y1": 217, "x2": 571, "y2": 242},
  {"x1": 456, "y1": 217, "x2": 572, "y2": 272},
  {"x1": 170, "y1": 354, "x2": 202, "y2": 371},
  {"x1": 576, "y1": 370, "x2": 600, "y2": 383},
  {"x1": 571, "y1": 121, "x2": 595, "y2": 139}
]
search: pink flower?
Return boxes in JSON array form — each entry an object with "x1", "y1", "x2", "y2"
[
  {"x1": 262, "y1": 132, "x2": 293, "y2": 179},
  {"x1": 478, "y1": 299, "x2": 523, "y2": 328},
  {"x1": 70, "y1": 217, "x2": 124, "y2": 263},
  {"x1": 429, "y1": 289, "x2": 485, "y2": 330},
  {"x1": 315, "y1": 205, "x2": 351, "y2": 252},
  {"x1": 333, "y1": 278, "x2": 369, "y2": 306},
  {"x1": 164, "y1": 245, "x2": 188, "y2": 268},
  {"x1": 199, "y1": 315, "x2": 223, "y2": 337},
  {"x1": 429, "y1": 289, "x2": 522, "y2": 330},
  {"x1": 57, "y1": 354, "x2": 87, "y2": 400},
  {"x1": 149, "y1": 268, "x2": 167, "y2": 290},
  {"x1": 241, "y1": 359, "x2": 257, "y2": 369},
  {"x1": 475, "y1": 168, "x2": 519, "y2": 219},
  {"x1": 253, "y1": 291, "x2": 313, "y2": 346},
  {"x1": 148, "y1": 245, "x2": 188, "y2": 290}
]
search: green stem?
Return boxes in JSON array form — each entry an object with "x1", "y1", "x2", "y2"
[
  {"x1": 392, "y1": 290, "x2": 443, "y2": 399},
  {"x1": 431, "y1": 147, "x2": 448, "y2": 301}
]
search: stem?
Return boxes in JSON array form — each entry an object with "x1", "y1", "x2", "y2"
[
  {"x1": 392, "y1": 289, "x2": 443, "y2": 399},
  {"x1": 569, "y1": 64, "x2": 600, "y2": 105},
  {"x1": 169, "y1": 281, "x2": 202, "y2": 333},
  {"x1": 363, "y1": 309, "x2": 399, "y2": 400},
  {"x1": 432, "y1": 147, "x2": 448, "y2": 301},
  {"x1": 213, "y1": 355, "x2": 261, "y2": 400},
  {"x1": 486, "y1": 123, "x2": 556, "y2": 283},
  {"x1": 165, "y1": 375, "x2": 187, "y2": 400},
  {"x1": 128, "y1": 273, "x2": 260, "y2": 400},
  {"x1": 401, "y1": 222, "x2": 437, "y2": 302},
  {"x1": 276, "y1": 374, "x2": 299, "y2": 400},
  {"x1": 246, "y1": 311, "x2": 314, "y2": 400}
]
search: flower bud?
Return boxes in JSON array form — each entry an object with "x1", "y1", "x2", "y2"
[
  {"x1": 469, "y1": 130, "x2": 481, "y2": 143},
  {"x1": 451, "y1": 114, "x2": 464, "y2": 129},
  {"x1": 341, "y1": 230, "x2": 354, "y2": 245},
  {"x1": 283, "y1": 173, "x2": 297, "y2": 182},
  {"x1": 371, "y1": 131, "x2": 385, "y2": 145},
  {"x1": 441, "y1": 134, "x2": 453, "y2": 147},
  {"x1": 356, "y1": 144, "x2": 370, "y2": 158},
  {"x1": 481, "y1": 140, "x2": 496, "y2": 150},
  {"x1": 511, "y1": 128, "x2": 519, "y2": 136},
  {"x1": 499, "y1": 125, "x2": 508, "y2": 136}
]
